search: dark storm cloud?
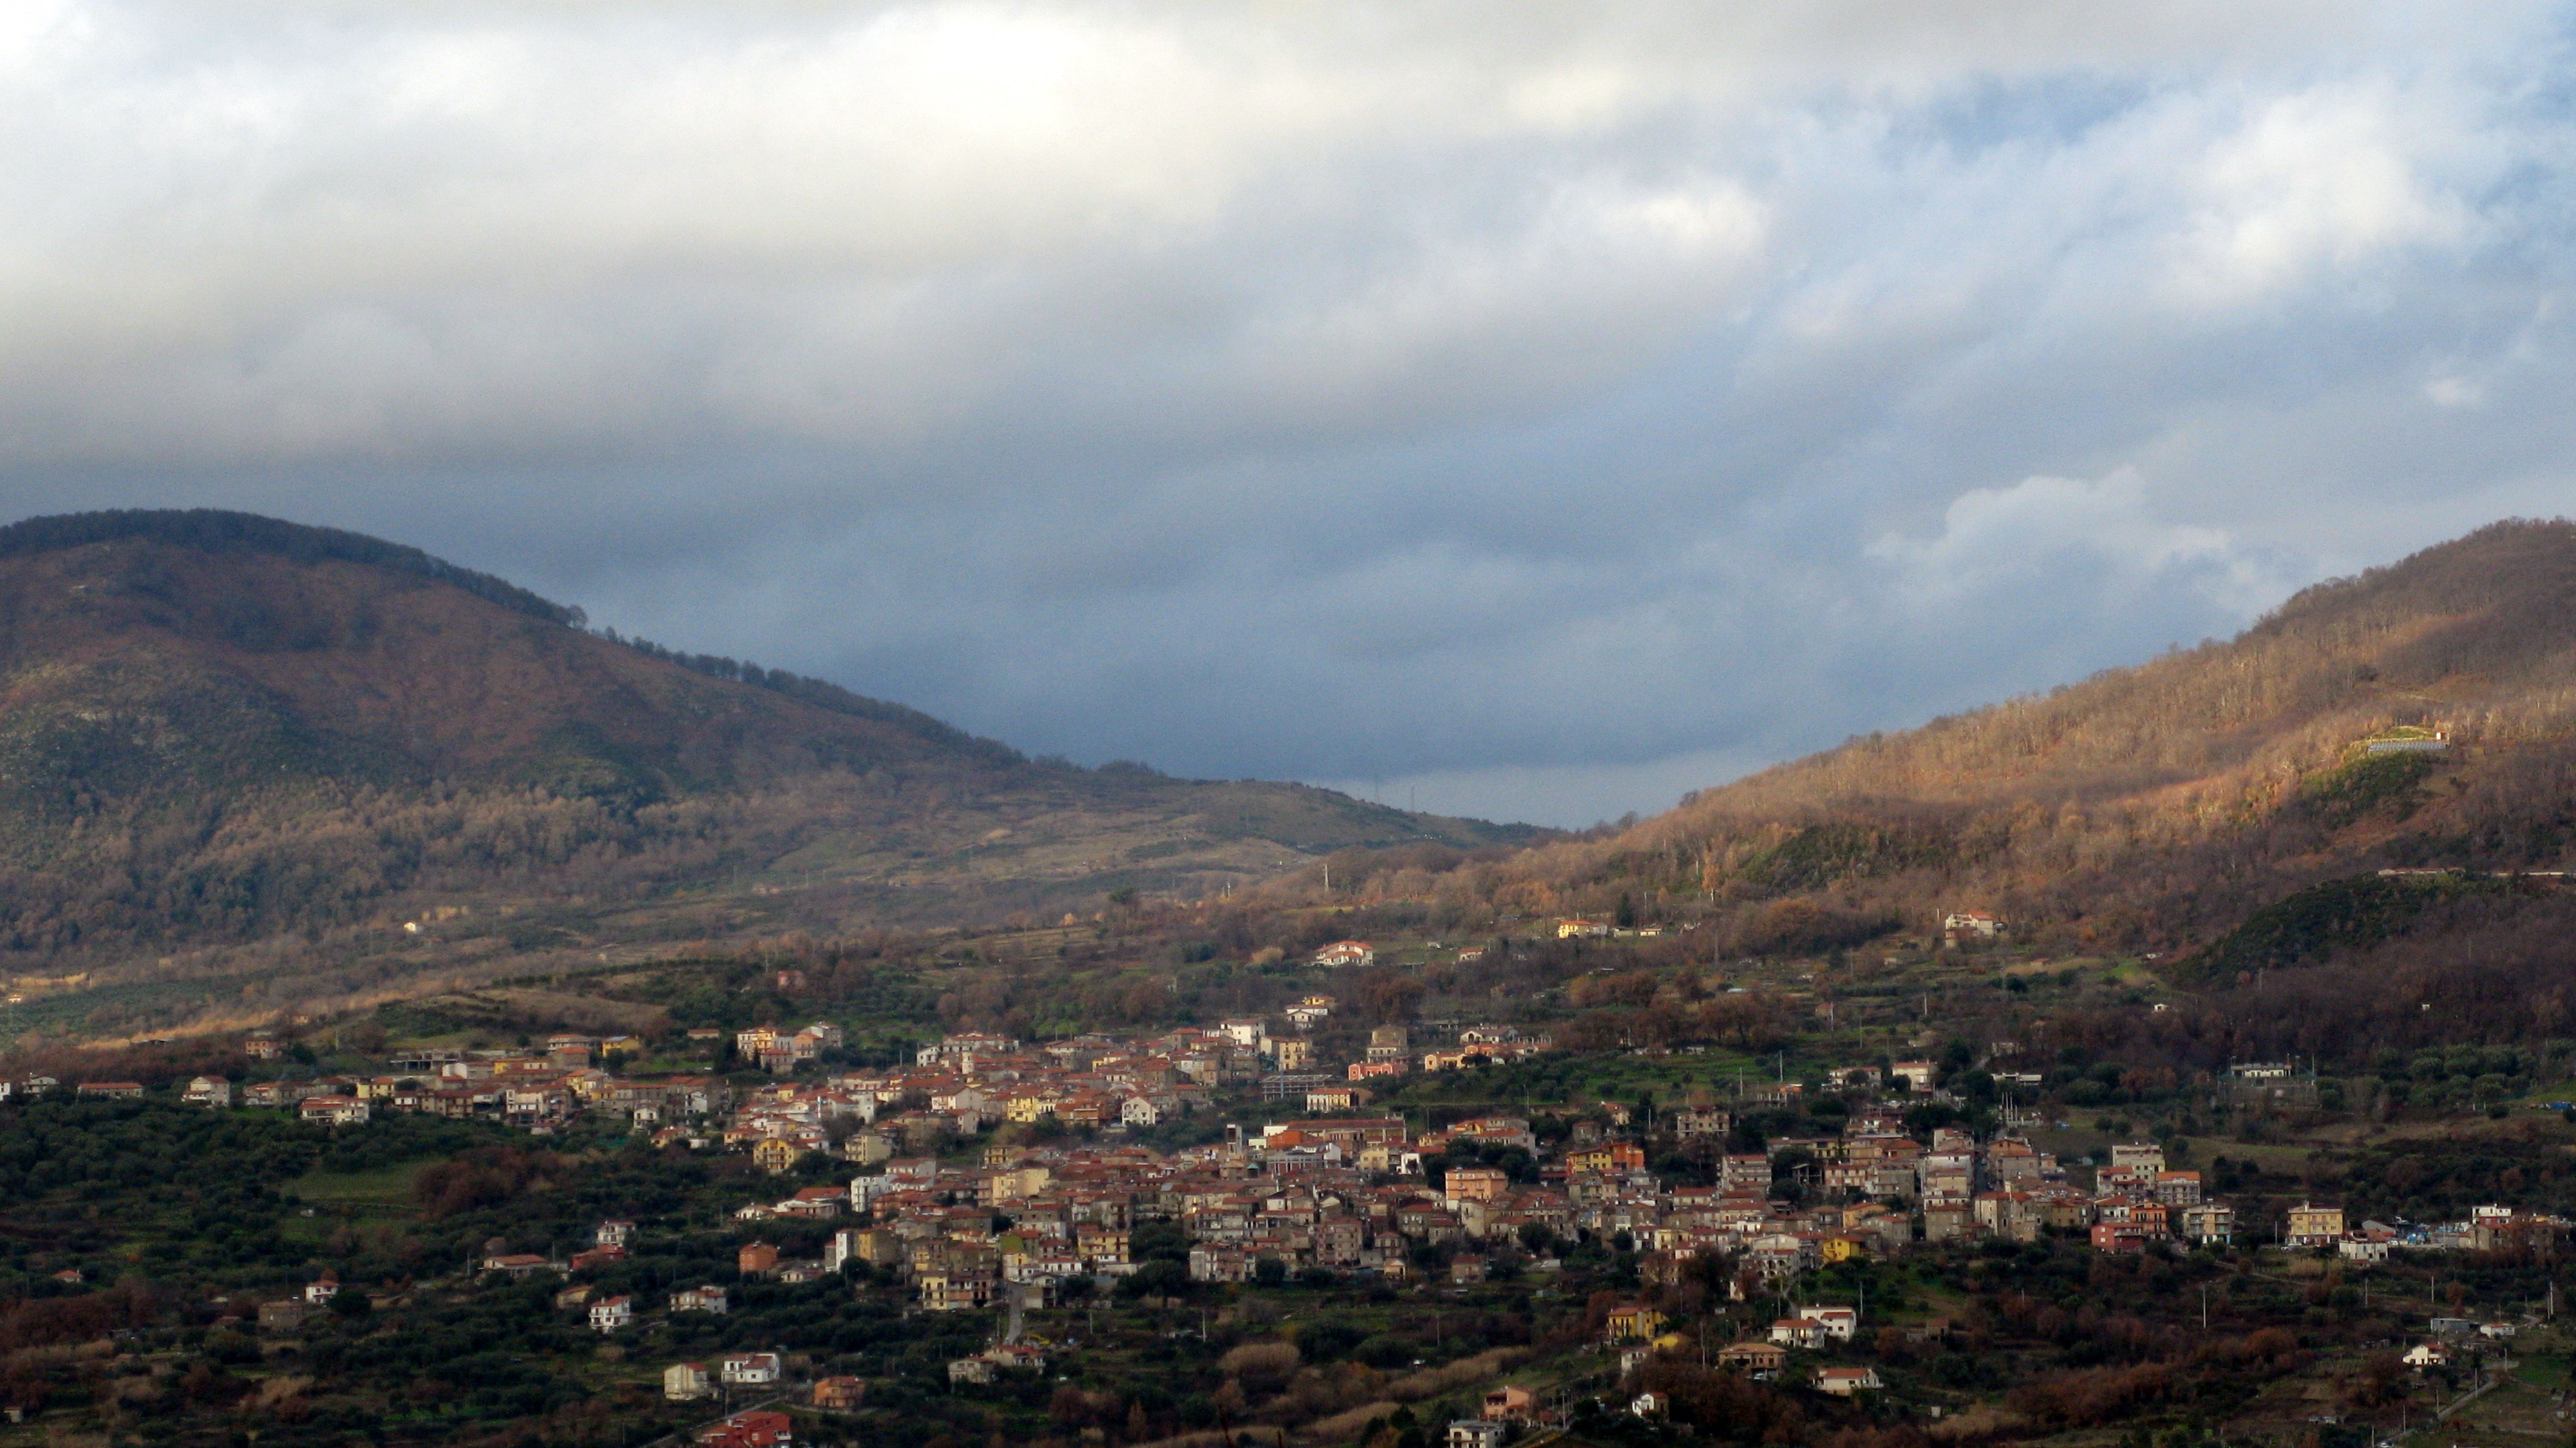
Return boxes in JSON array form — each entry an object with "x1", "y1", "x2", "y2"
[{"x1": 4, "y1": 1, "x2": 2572, "y2": 824}]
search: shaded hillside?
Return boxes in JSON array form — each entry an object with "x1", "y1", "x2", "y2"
[
  {"x1": 0, "y1": 510, "x2": 1535, "y2": 1038},
  {"x1": 1372, "y1": 519, "x2": 2576, "y2": 960}
]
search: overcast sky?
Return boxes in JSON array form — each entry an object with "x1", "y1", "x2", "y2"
[{"x1": 6, "y1": 2, "x2": 2575, "y2": 825}]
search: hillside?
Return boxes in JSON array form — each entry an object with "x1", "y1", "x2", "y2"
[
  {"x1": 0, "y1": 510, "x2": 1536, "y2": 1040},
  {"x1": 1380, "y1": 519, "x2": 2576, "y2": 979}
]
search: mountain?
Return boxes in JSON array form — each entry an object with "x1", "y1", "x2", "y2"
[
  {"x1": 0, "y1": 510, "x2": 1537, "y2": 1038},
  {"x1": 1504, "y1": 519, "x2": 2576, "y2": 978}
]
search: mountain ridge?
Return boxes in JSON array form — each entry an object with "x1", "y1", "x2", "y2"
[
  {"x1": 1439, "y1": 518, "x2": 2576, "y2": 969},
  {"x1": 0, "y1": 509, "x2": 1539, "y2": 1039}
]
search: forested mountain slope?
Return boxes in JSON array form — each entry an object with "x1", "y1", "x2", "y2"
[
  {"x1": 1492, "y1": 519, "x2": 2576, "y2": 974},
  {"x1": 0, "y1": 510, "x2": 1533, "y2": 1038}
]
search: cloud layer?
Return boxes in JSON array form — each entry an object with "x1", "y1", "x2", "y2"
[{"x1": 5, "y1": 1, "x2": 2574, "y2": 824}]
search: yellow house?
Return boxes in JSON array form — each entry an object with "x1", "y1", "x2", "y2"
[
  {"x1": 980, "y1": 1167, "x2": 1051, "y2": 1204},
  {"x1": 1003, "y1": 1092, "x2": 1059, "y2": 1125},
  {"x1": 751, "y1": 1138, "x2": 802, "y2": 1174},
  {"x1": 2285, "y1": 1203, "x2": 2345, "y2": 1248},
  {"x1": 1819, "y1": 1235, "x2": 1869, "y2": 1264},
  {"x1": 1605, "y1": 1304, "x2": 1668, "y2": 1342},
  {"x1": 1567, "y1": 1143, "x2": 1647, "y2": 1176}
]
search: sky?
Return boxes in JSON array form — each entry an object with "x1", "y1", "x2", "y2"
[{"x1": 6, "y1": 2, "x2": 2576, "y2": 826}]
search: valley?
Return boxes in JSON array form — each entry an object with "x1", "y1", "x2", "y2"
[{"x1": 10, "y1": 513, "x2": 2576, "y2": 1448}]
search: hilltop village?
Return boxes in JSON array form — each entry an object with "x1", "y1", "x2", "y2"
[
  {"x1": 12, "y1": 917, "x2": 2575, "y2": 1448},
  {"x1": 8, "y1": 881, "x2": 2576, "y2": 1448}
]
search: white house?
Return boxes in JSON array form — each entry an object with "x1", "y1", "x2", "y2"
[
  {"x1": 1445, "y1": 1423, "x2": 1504, "y2": 1448},
  {"x1": 673, "y1": 1284, "x2": 730, "y2": 1315},
  {"x1": 1795, "y1": 1306, "x2": 1859, "y2": 1341},
  {"x1": 298, "y1": 1096, "x2": 370, "y2": 1126},
  {"x1": 824, "y1": 1228, "x2": 864, "y2": 1273},
  {"x1": 303, "y1": 1276, "x2": 340, "y2": 1305},
  {"x1": 722, "y1": 1352, "x2": 782, "y2": 1386},
  {"x1": 1941, "y1": 911, "x2": 2002, "y2": 942},
  {"x1": 1768, "y1": 1318, "x2": 1827, "y2": 1349},
  {"x1": 183, "y1": 1076, "x2": 232, "y2": 1108},
  {"x1": 589, "y1": 1295, "x2": 632, "y2": 1333},
  {"x1": 665, "y1": 1362, "x2": 714, "y2": 1401},
  {"x1": 1815, "y1": 1367, "x2": 1882, "y2": 1396}
]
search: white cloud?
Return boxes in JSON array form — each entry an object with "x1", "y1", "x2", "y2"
[
  {"x1": 2423, "y1": 375, "x2": 2486, "y2": 408},
  {"x1": 2, "y1": 0, "x2": 2571, "y2": 825},
  {"x1": 2162, "y1": 84, "x2": 2472, "y2": 307},
  {"x1": 1868, "y1": 470, "x2": 2282, "y2": 616}
]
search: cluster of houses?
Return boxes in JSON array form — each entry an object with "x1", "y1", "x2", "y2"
[
  {"x1": 167, "y1": 1033, "x2": 720, "y2": 1132},
  {"x1": 1446, "y1": 1305, "x2": 1882, "y2": 1427},
  {"x1": 474, "y1": 1221, "x2": 867, "y2": 1418},
  {"x1": 700, "y1": 1025, "x2": 1280, "y2": 1168},
  {"x1": 175, "y1": 1011, "x2": 2576, "y2": 1433},
  {"x1": 698, "y1": 1020, "x2": 1562, "y2": 1174},
  {"x1": 2400, "y1": 1315, "x2": 2530, "y2": 1372},
  {"x1": 0, "y1": 1078, "x2": 140, "y2": 1103},
  {"x1": 69, "y1": 1016, "x2": 2576, "y2": 1286},
  {"x1": 73, "y1": 994, "x2": 1569, "y2": 1150},
  {"x1": 2280, "y1": 1201, "x2": 2572, "y2": 1262},
  {"x1": 722, "y1": 1111, "x2": 1930, "y2": 1404},
  {"x1": 732, "y1": 1024, "x2": 846, "y2": 1074},
  {"x1": 695, "y1": 1039, "x2": 2268, "y2": 1321},
  {"x1": 1552, "y1": 920, "x2": 1676, "y2": 940}
]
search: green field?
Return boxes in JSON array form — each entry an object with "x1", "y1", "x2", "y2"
[{"x1": 290, "y1": 1157, "x2": 439, "y2": 1219}]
